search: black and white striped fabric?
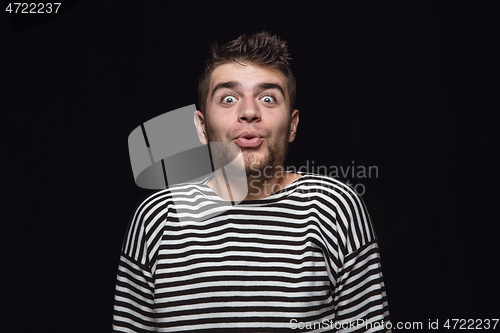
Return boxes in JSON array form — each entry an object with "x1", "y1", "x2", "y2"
[{"x1": 113, "y1": 173, "x2": 390, "y2": 332}]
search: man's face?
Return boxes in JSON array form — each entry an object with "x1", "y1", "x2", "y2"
[{"x1": 197, "y1": 61, "x2": 299, "y2": 177}]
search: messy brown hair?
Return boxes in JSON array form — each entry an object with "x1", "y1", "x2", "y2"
[{"x1": 198, "y1": 31, "x2": 296, "y2": 115}]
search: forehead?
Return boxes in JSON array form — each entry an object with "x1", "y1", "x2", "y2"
[{"x1": 209, "y1": 62, "x2": 287, "y2": 91}]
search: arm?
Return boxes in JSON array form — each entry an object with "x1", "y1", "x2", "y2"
[
  {"x1": 329, "y1": 179, "x2": 391, "y2": 332},
  {"x1": 112, "y1": 191, "x2": 170, "y2": 332},
  {"x1": 333, "y1": 240, "x2": 390, "y2": 332},
  {"x1": 113, "y1": 252, "x2": 156, "y2": 332}
]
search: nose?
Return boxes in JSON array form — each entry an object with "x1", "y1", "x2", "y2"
[{"x1": 238, "y1": 98, "x2": 261, "y2": 123}]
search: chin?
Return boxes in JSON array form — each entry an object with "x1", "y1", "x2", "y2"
[
  {"x1": 240, "y1": 141, "x2": 288, "y2": 178},
  {"x1": 243, "y1": 156, "x2": 271, "y2": 177}
]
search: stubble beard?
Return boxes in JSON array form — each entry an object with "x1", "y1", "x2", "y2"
[
  {"x1": 243, "y1": 137, "x2": 288, "y2": 180},
  {"x1": 205, "y1": 121, "x2": 290, "y2": 181}
]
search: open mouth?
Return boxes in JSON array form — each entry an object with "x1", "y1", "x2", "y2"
[{"x1": 235, "y1": 136, "x2": 263, "y2": 148}]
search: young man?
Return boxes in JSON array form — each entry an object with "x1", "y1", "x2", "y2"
[{"x1": 113, "y1": 32, "x2": 390, "y2": 332}]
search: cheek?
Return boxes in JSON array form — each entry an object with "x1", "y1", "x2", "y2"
[
  {"x1": 206, "y1": 116, "x2": 231, "y2": 140},
  {"x1": 275, "y1": 120, "x2": 291, "y2": 137}
]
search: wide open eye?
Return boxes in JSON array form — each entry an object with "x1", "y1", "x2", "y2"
[
  {"x1": 260, "y1": 95, "x2": 276, "y2": 103},
  {"x1": 222, "y1": 95, "x2": 237, "y2": 104}
]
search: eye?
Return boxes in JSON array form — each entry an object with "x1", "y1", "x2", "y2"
[
  {"x1": 221, "y1": 95, "x2": 237, "y2": 104},
  {"x1": 260, "y1": 95, "x2": 276, "y2": 103}
]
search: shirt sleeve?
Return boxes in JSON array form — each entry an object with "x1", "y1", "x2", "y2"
[
  {"x1": 330, "y1": 181, "x2": 391, "y2": 332},
  {"x1": 333, "y1": 241, "x2": 391, "y2": 332},
  {"x1": 113, "y1": 252, "x2": 156, "y2": 332},
  {"x1": 112, "y1": 191, "x2": 169, "y2": 332}
]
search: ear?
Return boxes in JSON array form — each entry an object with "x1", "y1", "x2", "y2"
[
  {"x1": 194, "y1": 110, "x2": 208, "y2": 145},
  {"x1": 288, "y1": 109, "x2": 299, "y2": 143}
]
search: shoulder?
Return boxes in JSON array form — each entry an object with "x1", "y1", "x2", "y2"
[
  {"x1": 294, "y1": 173, "x2": 376, "y2": 248},
  {"x1": 294, "y1": 172, "x2": 362, "y2": 202},
  {"x1": 132, "y1": 179, "x2": 209, "y2": 225},
  {"x1": 122, "y1": 178, "x2": 209, "y2": 257},
  {"x1": 292, "y1": 173, "x2": 369, "y2": 221}
]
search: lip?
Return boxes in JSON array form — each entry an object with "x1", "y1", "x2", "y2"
[
  {"x1": 234, "y1": 131, "x2": 264, "y2": 148},
  {"x1": 235, "y1": 137, "x2": 263, "y2": 148}
]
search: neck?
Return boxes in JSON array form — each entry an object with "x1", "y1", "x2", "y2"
[{"x1": 208, "y1": 165, "x2": 290, "y2": 202}]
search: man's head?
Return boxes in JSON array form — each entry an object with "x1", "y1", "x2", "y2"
[
  {"x1": 198, "y1": 31, "x2": 296, "y2": 116},
  {"x1": 194, "y1": 32, "x2": 299, "y2": 179}
]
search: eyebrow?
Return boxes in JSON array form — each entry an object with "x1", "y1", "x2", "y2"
[
  {"x1": 210, "y1": 81, "x2": 286, "y2": 101},
  {"x1": 211, "y1": 81, "x2": 240, "y2": 101}
]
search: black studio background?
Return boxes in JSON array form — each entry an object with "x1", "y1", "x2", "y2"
[{"x1": 1, "y1": 1, "x2": 498, "y2": 332}]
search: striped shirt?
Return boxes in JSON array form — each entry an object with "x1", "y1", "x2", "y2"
[{"x1": 113, "y1": 173, "x2": 390, "y2": 332}]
